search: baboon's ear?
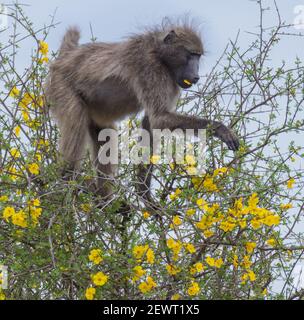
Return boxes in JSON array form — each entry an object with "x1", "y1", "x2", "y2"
[{"x1": 164, "y1": 30, "x2": 177, "y2": 44}]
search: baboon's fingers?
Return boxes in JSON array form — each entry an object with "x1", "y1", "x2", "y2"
[
  {"x1": 215, "y1": 124, "x2": 240, "y2": 151},
  {"x1": 224, "y1": 131, "x2": 240, "y2": 151}
]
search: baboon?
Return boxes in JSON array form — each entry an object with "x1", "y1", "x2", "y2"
[{"x1": 46, "y1": 20, "x2": 239, "y2": 199}]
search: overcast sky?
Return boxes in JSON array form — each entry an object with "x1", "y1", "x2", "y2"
[{"x1": 4, "y1": 0, "x2": 303, "y2": 75}]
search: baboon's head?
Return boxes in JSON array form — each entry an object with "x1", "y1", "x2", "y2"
[{"x1": 158, "y1": 27, "x2": 203, "y2": 89}]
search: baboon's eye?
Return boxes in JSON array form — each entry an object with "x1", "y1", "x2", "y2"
[{"x1": 190, "y1": 52, "x2": 201, "y2": 57}]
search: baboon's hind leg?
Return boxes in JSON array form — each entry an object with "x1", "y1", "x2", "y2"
[
  {"x1": 88, "y1": 121, "x2": 116, "y2": 198},
  {"x1": 54, "y1": 91, "x2": 89, "y2": 179}
]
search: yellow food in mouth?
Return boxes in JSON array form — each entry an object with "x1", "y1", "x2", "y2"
[{"x1": 183, "y1": 79, "x2": 192, "y2": 85}]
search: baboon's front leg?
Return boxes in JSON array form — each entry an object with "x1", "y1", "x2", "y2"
[{"x1": 150, "y1": 112, "x2": 240, "y2": 151}]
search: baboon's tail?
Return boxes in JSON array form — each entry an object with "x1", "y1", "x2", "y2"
[{"x1": 59, "y1": 26, "x2": 80, "y2": 56}]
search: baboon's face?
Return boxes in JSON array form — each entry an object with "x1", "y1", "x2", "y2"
[
  {"x1": 173, "y1": 50, "x2": 201, "y2": 89},
  {"x1": 160, "y1": 30, "x2": 202, "y2": 89}
]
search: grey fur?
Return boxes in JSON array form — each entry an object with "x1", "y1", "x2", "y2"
[{"x1": 46, "y1": 21, "x2": 239, "y2": 198}]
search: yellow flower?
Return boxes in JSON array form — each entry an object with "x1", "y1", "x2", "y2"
[
  {"x1": 263, "y1": 215, "x2": 280, "y2": 227},
  {"x1": 28, "y1": 163, "x2": 39, "y2": 175},
  {"x1": 242, "y1": 255, "x2": 252, "y2": 269},
  {"x1": 91, "y1": 271, "x2": 108, "y2": 286},
  {"x1": 169, "y1": 188, "x2": 182, "y2": 201},
  {"x1": 3, "y1": 206, "x2": 15, "y2": 221},
  {"x1": 146, "y1": 276, "x2": 157, "y2": 289},
  {"x1": 38, "y1": 139, "x2": 50, "y2": 147},
  {"x1": 214, "y1": 258, "x2": 223, "y2": 268},
  {"x1": 38, "y1": 56, "x2": 49, "y2": 64},
  {"x1": 287, "y1": 178, "x2": 295, "y2": 189},
  {"x1": 166, "y1": 264, "x2": 181, "y2": 275},
  {"x1": 234, "y1": 198, "x2": 243, "y2": 212},
  {"x1": 186, "y1": 208, "x2": 195, "y2": 216},
  {"x1": 184, "y1": 243, "x2": 196, "y2": 254},
  {"x1": 138, "y1": 277, "x2": 157, "y2": 293},
  {"x1": 0, "y1": 195, "x2": 8, "y2": 202},
  {"x1": 146, "y1": 248, "x2": 155, "y2": 264},
  {"x1": 169, "y1": 193, "x2": 176, "y2": 201},
  {"x1": 189, "y1": 266, "x2": 196, "y2": 275},
  {"x1": 12, "y1": 210, "x2": 28, "y2": 228},
  {"x1": 205, "y1": 256, "x2": 215, "y2": 267},
  {"x1": 266, "y1": 238, "x2": 276, "y2": 247},
  {"x1": 10, "y1": 148, "x2": 21, "y2": 158},
  {"x1": 185, "y1": 154, "x2": 196, "y2": 165},
  {"x1": 248, "y1": 193, "x2": 259, "y2": 209},
  {"x1": 138, "y1": 282, "x2": 150, "y2": 293},
  {"x1": 14, "y1": 126, "x2": 21, "y2": 137},
  {"x1": 9, "y1": 86, "x2": 20, "y2": 98},
  {"x1": 85, "y1": 287, "x2": 96, "y2": 300},
  {"x1": 247, "y1": 270, "x2": 256, "y2": 282},
  {"x1": 132, "y1": 266, "x2": 146, "y2": 281},
  {"x1": 241, "y1": 273, "x2": 248, "y2": 283},
  {"x1": 171, "y1": 293, "x2": 181, "y2": 300},
  {"x1": 193, "y1": 262, "x2": 204, "y2": 273},
  {"x1": 213, "y1": 167, "x2": 228, "y2": 176},
  {"x1": 81, "y1": 203, "x2": 92, "y2": 213},
  {"x1": 7, "y1": 166, "x2": 18, "y2": 181},
  {"x1": 88, "y1": 249, "x2": 103, "y2": 265},
  {"x1": 192, "y1": 176, "x2": 203, "y2": 190},
  {"x1": 22, "y1": 110, "x2": 30, "y2": 122},
  {"x1": 166, "y1": 238, "x2": 176, "y2": 249},
  {"x1": 39, "y1": 40, "x2": 49, "y2": 56},
  {"x1": 233, "y1": 255, "x2": 238, "y2": 268},
  {"x1": 187, "y1": 282, "x2": 200, "y2": 296},
  {"x1": 245, "y1": 242, "x2": 256, "y2": 254},
  {"x1": 35, "y1": 153, "x2": 42, "y2": 162},
  {"x1": 143, "y1": 211, "x2": 150, "y2": 219},
  {"x1": 172, "y1": 215, "x2": 182, "y2": 226},
  {"x1": 176, "y1": 185, "x2": 188, "y2": 198},
  {"x1": 0, "y1": 291, "x2": 6, "y2": 300},
  {"x1": 203, "y1": 175, "x2": 218, "y2": 192},
  {"x1": 203, "y1": 229, "x2": 214, "y2": 238},
  {"x1": 186, "y1": 166, "x2": 197, "y2": 175},
  {"x1": 219, "y1": 220, "x2": 236, "y2": 232},
  {"x1": 250, "y1": 218, "x2": 262, "y2": 230},
  {"x1": 280, "y1": 203, "x2": 293, "y2": 210},
  {"x1": 196, "y1": 198, "x2": 207, "y2": 210},
  {"x1": 150, "y1": 155, "x2": 160, "y2": 164},
  {"x1": 169, "y1": 162, "x2": 176, "y2": 170},
  {"x1": 133, "y1": 245, "x2": 148, "y2": 260},
  {"x1": 19, "y1": 92, "x2": 34, "y2": 109},
  {"x1": 166, "y1": 239, "x2": 182, "y2": 259},
  {"x1": 239, "y1": 219, "x2": 247, "y2": 229},
  {"x1": 30, "y1": 207, "x2": 42, "y2": 225},
  {"x1": 28, "y1": 198, "x2": 40, "y2": 207},
  {"x1": 34, "y1": 96, "x2": 44, "y2": 108}
]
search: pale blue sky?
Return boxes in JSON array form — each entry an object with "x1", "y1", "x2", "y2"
[{"x1": 5, "y1": 0, "x2": 304, "y2": 74}]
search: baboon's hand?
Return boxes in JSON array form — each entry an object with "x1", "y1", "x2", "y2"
[{"x1": 214, "y1": 122, "x2": 240, "y2": 151}]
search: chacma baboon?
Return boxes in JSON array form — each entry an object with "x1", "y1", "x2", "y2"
[{"x1": 46, "y1": 20, "x2": 239, "y2": 199}]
